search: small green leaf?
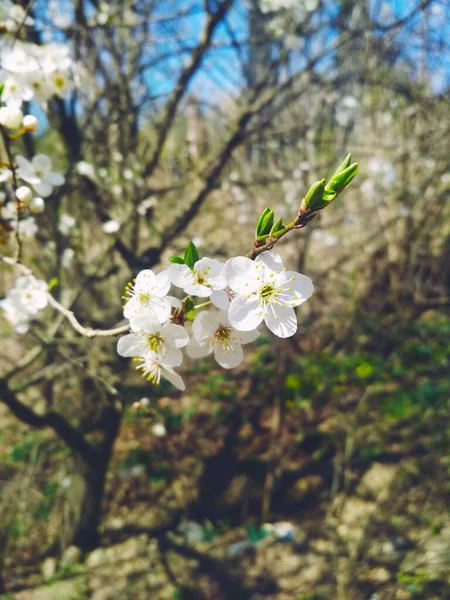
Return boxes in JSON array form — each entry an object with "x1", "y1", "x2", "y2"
[
  {"x1": 330, "y1": 153, "x2": 352, "y2": 179},
  {"x1": 48, "y1": 277, "x2": 59, "y2": 291},
  {"x1": 184, "y1": 241, "x2": 200, "y2": 269},
  {"x1": 326, "y1": 162, "x2": 358, "y2": 195},
  {"x1": 303, "y1": 179, "x2": 326, "y2": 210},
  {"x1": 0, "y1": 84, "x2": 4, "y2": 100},
  {"x1": 255, "y1": 207, "x2": 274, "y2": 240},
  {"x1": 184, "y1": 296, "x2": 195, "y2": 312},
  {"x1": 169, "y1": 256, "x2": 185, "y2": 265},
  {"x1": 185, "y1": 310, "x2": 196, "y2": 321},
  {"x1": 270, "y1": 217, "x2": 285, "y2": 237}
]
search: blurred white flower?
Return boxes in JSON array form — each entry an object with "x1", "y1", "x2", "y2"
[
  {"x1": 0, "y1": 105, "x2": 23, "y2": 129},
  {"x1": 76, "y1": 161, "x2": 96, "y2": 180},
  {"x1": 58, "y1": 213, "x2": 76, "y2": 235},
  {"x1": 152, "y1": 423, "x2": 167, "y2": 437},
  {"x1": 16, "y1": 154, "x2": 65, "y2": 197},
  {"x1": 102, "y1": 219, "x2": 120, "y2": 234},
  {"x1": 61, "y1": 248, "x2": 75, "y2": 269}
]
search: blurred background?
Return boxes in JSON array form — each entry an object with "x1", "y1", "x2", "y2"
[{"x1": 0, "y1": 0, "x2": 449, "y2": 598}]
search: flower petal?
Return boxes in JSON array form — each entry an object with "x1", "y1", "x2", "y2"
[
  {"x1": 256, "y1": 250, "x2": 284, "y2": 273},
  {"x1": 32, "y1": 154, "x2": 52, "y2": 171},
  {"x1": 161, "y1": 366, "x2": 185, "y2": 391},
  {"x1": 129, "y1": 315, "x2": 160, "y2": 334},
  {"x1": 164, "y1": 346, "x2": 183, "y2": 367},
  {"x1": 163, "y1": 323, "x2": 189, "y2": 348},
  {"x1": 186, "y1": 338, "x2": 212, "y2": 359},
  {"x1": 228, "y1": 295, "x2": 264, "y2": 331},
  {"x1": 134, "y1": 269, "x2": 156, "y2": 291},
  {"x1": 214, "y1": 342, "x2": 244, "y2": 369},
  {"x1": 150, "y1": 296, "x2": 171, "y2": 323},
  {"x1": 49, "y1": 172, "x2": 65, "y2": 186},
  {"x1": 184, "y1": 282, "x2": 211, "y2": 297},
  {"x1": 210, "y1": 289, "x2": 229, "y2": 310},
  {"x1": 167, "y1": 264, "x2": 193, "y2": 289},
  {"x1": 280, "y1": 272, "x2": 314, "y2": 306},
  {"x1": 117, "y1": 333, "x2": 145, "y2": 357},
  {"x1": 264, "y1": 305, "x2": 297, "y2": 338},
  {"x1": 223, "y1": 256, "x2": 259, "y2": 295},
  {"x1": 234, "y1": 328, "x2": 260, "y2": 345},
  {"x1": 153, "y1": 270, "x2": 171, "y2": 296},
  {"x1": 192, "y1": 310, "x2": 219, "y2": 341},
  {"x1": 33, "y1": 181, "x2": 53, "y2": 197}
]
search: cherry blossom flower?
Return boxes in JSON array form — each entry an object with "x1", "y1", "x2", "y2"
[
  {"x1": 0, "y1": 105, "x2": 23, "y2": 129},
  {"x1": 122, "y1": 269, "x2": 171, "y2": 322},
  {"x1": 58, "y1": 213, "x2": 76, "y2": 235},
  {"x1": 133, "y1": 352, "x2": 185, "y2": 391},
  {"x1": 8, "y1": 276, "x2": 48, "y2": 316},
  {"x1": 186, "y1": 310, "x2": 259, "y2": 369},
  {"x1": 117, "y1": 315, "x2": 189, "y2": 366},
  {"x1": 224, "y1": 251, "x2": 313, "y2": 338},
  {"x1": 16, "y1": 154, "x2": 65, "y2": 197},
  {"x1": 0, "y1": 297, "x2": 31, "y2": 333},
  {"x1": 168, "y1": 257, "x2": 226, "y2": 299}
]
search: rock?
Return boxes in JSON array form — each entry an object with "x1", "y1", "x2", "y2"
[
  {"x1": 60, "y1": 545, "x2": 82, "y2": 568},
  {"x1": 16, "y1": 578, "x2": 88, "y2": 600},
  {"x1": 402, "y1": 525, "x2": 450, "y2": 581},
  {"x1": 338, "y1": 497, "x2": 377, "y2": 556},
  {"x1": 395, "y1": 590, "x2": 412, "y2": 600},
  {"x1": 368, "y1": 567, "x2": 391, "y2": 583},
  {"x1": 357, "y1": 463, "x2": 398, "y2": 501},
  {"x1": 41, "y1": 557, "x2": 57, "y2": 581},
  {"x1": 220, "y1": 474, "x2": 250, "y2": 508},
  {"x1": 287, "y1": 475, "x2": 324, "y2": 504},
  {"x1": 86, "y1": 537, "x2": 145, "y2": 568}
]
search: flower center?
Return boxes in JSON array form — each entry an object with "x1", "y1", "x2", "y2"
[
  {"x1": 147, "y1": 333, "x2": 163, "y2": 353},
  {"x1": 134, "y1": 356, "x2": 161, "y2": 385},
  {"x1": 139, "y1": 292, "x2": 150, "y2": 304},
  {"x1": 35, "y1": 169, "x2": 43, "y2": 177},
  {"x1": 215, "y1": 325, "x2": 233, "y2": 350},
  {"x1": 55, "y1": 76, "x2": 65, "y2": 88},
  {"x1": 259, "y1": 284, "x2": 280, "y2": 303}
]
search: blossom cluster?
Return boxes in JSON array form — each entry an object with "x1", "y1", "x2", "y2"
[
  {"x1": 118, "y1": 249, "x2": 314, "y2": 391},
  {"x1": 0, "y1": 275, "x2": 48, "y2": 334},
  {"x1": 0, "y1": 27, "x2": 70, "y2": 237}
]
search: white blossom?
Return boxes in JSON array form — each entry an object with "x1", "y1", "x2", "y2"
[
  {"x1": 58, "y1": 213, "x2": 76, "y2": 235},
  {"x1": 16, "y1": 154, "x2": 65, "y2": 197},
  {"x1": 15, "y1": 185, "x2": 32, "y2": 204},
  {"x1": 8, "y1": 276, "x2": 48, "y2": 316},
  {"x1": 22, "y1": 114, "x2": 38, "y2": 131},
  {"x1": 133, "y1": 352, "x2": 185, "y2": 391},
  {"x1": 224, "y1": 251, "x2": 313, "y2": 338},
  {"x1": 102, "y1": 219, "x2": 120, "y2": 234},
  {"x1": 29, "y1": 196, "x2": 45, "y2": 214},
  {"x1": 152, "y1": 423, "x2": 167, "y2": 437},
  {"x1": 168, "y1": 257, "x2": 226, "y2": 299},
  {"x1": 0, "y1": 105, "x2": 23, "y2": 129},
  {"x1": 0, "y1": 296, "x2": 30, "y2": 333},
  {"x1": 122, "y1": 269, "x2": 171, "y2": 323},
  {"x1": 186, "y1": 310, "x2": 258, "y2": 369},
  {"x1": 117, "y1": 315, "x2": 189, "y2": 367},
  {"x1": 61, "y1": 247, "x2": 75, "y2": 269}
]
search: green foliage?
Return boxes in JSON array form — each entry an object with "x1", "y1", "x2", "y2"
[
  {"x1": 169, "y1": 256, "x2": 185, "y2": 264},
  {"x1": 8, "y1": 431, "x2": 45, "y2": 463},
  {"x1": 33, "y1": 481, "x2": 59, "y2": 521},
  {"x1": 255, "y1": 207, "x2": 275, "y2": 241},
  {"x1": 184, "y1": 241, "x2": 200, "y2": 268}
]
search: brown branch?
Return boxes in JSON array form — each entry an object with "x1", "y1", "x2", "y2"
[
  {"x1": 143, "y1": 0, "x2": 234, "y2": 179},
  {"x1": 0, "y1": 379, "x2": 98, "y2": 465}
]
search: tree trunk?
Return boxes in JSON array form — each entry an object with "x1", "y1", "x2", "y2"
[{"x1": 65, "y1": 407, "x2": 122, "y2": 552}]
